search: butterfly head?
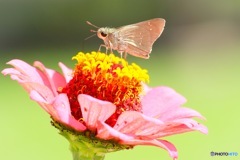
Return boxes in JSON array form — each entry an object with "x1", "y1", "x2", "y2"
[
  {"x1": 86, "y1": 21, "x2": 109, "y2": 41},
  {"x1": 97, "y1": 28, "x2": 109, "y2": 40}
]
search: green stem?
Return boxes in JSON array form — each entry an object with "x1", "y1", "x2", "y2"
[
  {"x1": 67, "y1": 131, "x2": 106, "y2": 160},
  {"x1": 72, "y1": 148, "x2": 105, "y2": 160}
]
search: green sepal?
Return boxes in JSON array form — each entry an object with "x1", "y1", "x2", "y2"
[{"x1": 51, "y1": 120, "x2": 132, "y2": 160}]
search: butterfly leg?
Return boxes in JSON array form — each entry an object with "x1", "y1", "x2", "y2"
[
  {"x1": 109, "y1": 47, "x2": 113, "y2": 54},
  {"x1": 98, "y1": 44, "x2": 109, "y2": 54},
  {"x1": 119, "y1": 52, "x2": 123, "y2": 59},
  {"x1": 123, "y1": 52, "x2": 128, "y2": 59},
  {"x1": 98, "y1": 44, "x2": 110, "y2": 61},
  {"x1": 118, "y1": 52, "x2": 127, "y2": 59}
]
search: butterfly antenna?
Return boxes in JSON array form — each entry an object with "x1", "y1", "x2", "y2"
[
  {"x1": 86, "y1": 21, "x2": 100, "y2": 29},
  {"x1": 84, "y1": 34, "x2": 96, "y2": 40}
]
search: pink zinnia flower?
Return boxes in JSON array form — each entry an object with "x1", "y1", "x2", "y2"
[{"x1": 2, "y1": 52, "x2": 207, "y2": 160}]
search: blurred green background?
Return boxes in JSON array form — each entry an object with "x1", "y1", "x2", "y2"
[{"x1": 1, "y1": 0, "x2": 240, "y2": 160}]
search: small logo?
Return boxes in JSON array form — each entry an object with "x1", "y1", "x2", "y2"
[{"x1": 210, "y1": 151, "x2": 238, "y2": 156}]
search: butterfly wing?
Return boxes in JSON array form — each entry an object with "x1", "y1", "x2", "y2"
[{"x1": 116, "y1": 18, "x2": 165, "y2": 59}]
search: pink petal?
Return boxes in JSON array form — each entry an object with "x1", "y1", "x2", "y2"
[
  {"x1": 2, "y1": 59, "x2": 85, "y2": 132},
  {"x1": 160, "y1": 107, "x2": 206, "y2": 122},
  {"x1": 34, "y1": 61, "x2": 67, "y2": 96},
  {"x1": 30, "y1": 90, "x2": 56, "y2": 116},
  {"x1": 2, "y1": 59, "x2": 46, "y2": 85},
  {"x1": 53, "y1": 94, "x2": 86, "y2": 132},
  {"x1": 2, "y1": 60, "x2": 67, "y2": 97},
  {"x1": 142, "y1": 86, "x2": 186, "y2": 120},
  {"x1": 147, "y1": 119, "x2": 208, "y2": 138},
  {"x1": 78, "y1": 94, "x2": 116, "y2": 132},
  {"x1": 172, "y1": 118, "x2": 208, "y2": 134},
  {"x1": 97, "y1": 122, "x2": 178, "y2": 159},
  {"x1": 113, "y1": 111, "x2": 163, "y2": 137},
  {"x1": 58, "y1": 62, "x2": 73, "y2": 83},
  {"x1": 121, "y1": 139, "x2": 178, "y2": 159},
  {"x1": 111, "y1": 111, "x2": 207, "y2": 140},
  {"x1": 28, "y1": 83, "x2": 54, "y2": 104},
  {"x1": 97, "y1": 121, "x2": 133, "y2": 140},
  {"x1": 2, "y1": 68, "x2": 26, "y2": 82}
]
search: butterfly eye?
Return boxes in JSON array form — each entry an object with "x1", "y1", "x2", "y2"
[{"x1": 100, "y1": 32, "x2": 107, "y2": 37}]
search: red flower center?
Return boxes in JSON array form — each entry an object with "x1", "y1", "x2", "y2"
[{"x1": 59, "y1": 52, "x2": 149, "y2": 127}]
